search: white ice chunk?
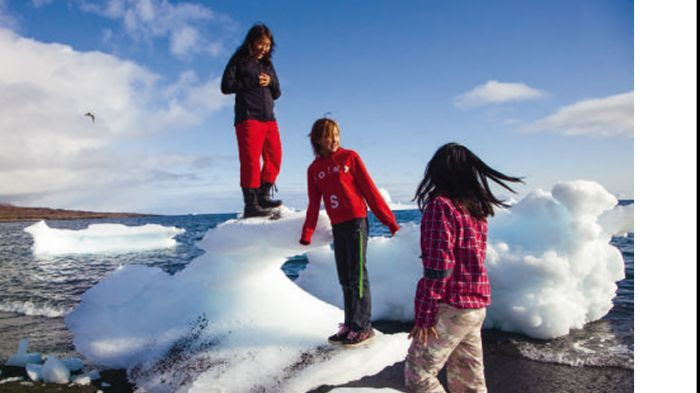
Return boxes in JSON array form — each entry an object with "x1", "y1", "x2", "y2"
[
  {"x1": 379, "y1": 188, "x2": 416, "y2": 210},
  {"x1": 25, "y1": 364, "x2": 42, "y2": 382},
  {"x1": 599, "y1": 203, "x2": 634, "y2": 236},
  {"x1": 67, "y1": 207, "x2": 408, "y2": 392},
  {"x1": 24, "y1": 220, "x2": 184, "y2": 255},
  {"x1": 0, "y1": 377, "x2": 24, "y2": 384},
  {"x1": 297, "y1": 180, "x2": 629, "y2": 339},
  {"x1": 71, "y1": 374, "x2": 92, "y2": 386},
  {"x1": 5, "y1": 338, "x2": 42, "y2": 367},
  {"x1": 62, "y1": 357, "x2": 85, "y2": 372},
  {"x1": 41, "y1": 356, "x2": 70, "y2": 384}
]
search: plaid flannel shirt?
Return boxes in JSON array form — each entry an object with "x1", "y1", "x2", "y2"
[{"x1": 414, "y1": 196, "x2": 491, "y2": 328}]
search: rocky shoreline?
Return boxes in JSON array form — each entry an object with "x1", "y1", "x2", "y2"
[
  {"x1": 0, "y1": 321, "x2": 633, "y2": 393},
  {"x1": 0, "y1": 366, "x2": 134, "y2": 392},
  {"x1": 0, "y1": 204, "x2": 151, "y2": 222},
  {"x1": 309, "y1": 323, "x2": 633, "y2": 393}
]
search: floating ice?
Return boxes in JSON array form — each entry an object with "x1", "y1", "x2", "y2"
[
  {"x1": 485, "y1": 181, "x2": 629, "y2": 338},
  {"x1": 378, "y1": 188, "x2": 392, "y2": 205},
  {"x1": 62, "y1": 358, "x2": 85, "y2": 372},
  {"x1": 87, "y1": 370, "x2": 101, "y2": 380},
  {"x1": 25, "y1": 364, "x2": 41, "y2": 381},
  {"x1": 296, "y1": 180, "x2": 632, "y2": 339},
  {"x1": 67, "y1": 207, "x2": 409, "y2": 392},
  {"x1": 23, "y1": 220, "x2": 184, "y2": 255},
  {"x1": 71, "y1": 374, "x2": 92, "y2": 386},
  {"x1": 7, "y1": 340, "x2": 95, "y2": 384},
  {"x1": 599, "y1": 203, "x2": 634, "y2": 236},
  {"x1": 378, "y1": 188, "x2": 416, "y2": 211},
  {"x1": 41, "y1": 356, "x2": 70, "y2": 384},
  {"x1": 5, "y1": 338, "x2": 42, "y2": 367}
]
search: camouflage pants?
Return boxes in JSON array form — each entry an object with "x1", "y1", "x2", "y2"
[{"x1": 405, "y1": 304, "x2": 487, "y2": 393}]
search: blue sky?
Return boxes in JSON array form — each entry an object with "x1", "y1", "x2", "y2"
[{"x1": 1, "y1": 1, "x2": 635, "y2": 214}]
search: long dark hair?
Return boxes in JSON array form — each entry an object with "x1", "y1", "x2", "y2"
[
  {"x1": 232, "y1": 24, "x2": 275, "y2": 65},
  {"x1": 414, "y1": 143, "x2": 524, "y2": 219}
]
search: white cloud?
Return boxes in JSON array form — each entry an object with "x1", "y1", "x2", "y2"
[
  {"x1": 454, "y1": 80, "x2": 546, "y2": 108},
  {"x1": 524, "y1": 92, "x2": 634, "y2": 137},
  {"x1": 0, "y1": 28, "x2": 227, "y2": 205},
  {"x1": 78, "y1": 0, "x2": 231, "y2": 59},
  {"x1": 170, "y1": 25, "x2": 199, "y2": 57}
]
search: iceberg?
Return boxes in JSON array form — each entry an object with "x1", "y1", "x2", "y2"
[{"x1": 24, "y1": 220, "x2": 184, "y2": 255}]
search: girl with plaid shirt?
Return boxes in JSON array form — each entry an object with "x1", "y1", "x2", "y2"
[{"x1": 405, "y1": 143, "x2": 522, "y2": 393}]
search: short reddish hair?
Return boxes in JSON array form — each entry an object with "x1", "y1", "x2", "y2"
[{"x1": 308, "y1": 118, "x2": 340, "y2": 157}]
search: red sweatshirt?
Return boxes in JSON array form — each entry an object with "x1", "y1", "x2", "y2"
[{"x1": 300, "y1": 148, "x2": 400, "y2": 244}]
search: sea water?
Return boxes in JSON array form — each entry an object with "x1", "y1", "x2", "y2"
[{"x1": 0, "y1": 207, "x2": 633, "y2": 371}]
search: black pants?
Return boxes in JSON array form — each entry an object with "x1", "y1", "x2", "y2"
[{"x1": 332, "y1": 218, "x2": 371, "y2": 331}]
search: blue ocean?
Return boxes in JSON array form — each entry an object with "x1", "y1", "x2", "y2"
[{"x1": 0, "y1": 207, "x2": 633, "y2": 372}]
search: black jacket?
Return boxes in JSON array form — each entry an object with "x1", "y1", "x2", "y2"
[{"x1": 221, "y1": 55, "x2": 281, "y2": 125}]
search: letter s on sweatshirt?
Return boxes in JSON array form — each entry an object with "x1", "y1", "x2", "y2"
[{"x1": 330, "y1": 194, "x2": 339, "y2": 209}]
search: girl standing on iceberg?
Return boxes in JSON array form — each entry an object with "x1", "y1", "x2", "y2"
[
  {"x1": 299, "y1": 117, "x2": 400, "y2": 347},
  {"x1": 221, "y1": 23, "x2": 283, "y2": 218},
  {"x1": 405, "y1": 143, "x2": 522, "y2": 393}
]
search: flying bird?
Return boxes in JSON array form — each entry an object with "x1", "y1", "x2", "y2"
[{"x1": 84, "y1": 112, "x2": 95, "y2": 122}]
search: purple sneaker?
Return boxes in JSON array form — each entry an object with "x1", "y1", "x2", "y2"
[
  {"x1": 342, "y1": 328, "x2": 375, "y2": 348},
  {"x1": 328, "y1": 323, "x2": 351, "y2": 344}
]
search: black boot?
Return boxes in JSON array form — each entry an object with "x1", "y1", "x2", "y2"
[
  {"x1": 242, "y1": 188, "x2": 272, "y2": 218},
  {"x1": 258, "y1": 182, "x2": 283, "y2": 208}
]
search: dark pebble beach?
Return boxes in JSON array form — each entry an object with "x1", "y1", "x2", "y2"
[{"x1": 1, "y1": 320, "x2": 632, "y2": 393}]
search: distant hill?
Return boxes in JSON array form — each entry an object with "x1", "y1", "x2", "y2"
[{"x1": 0, "y1": 203, "x2": 151, "y2": 221}]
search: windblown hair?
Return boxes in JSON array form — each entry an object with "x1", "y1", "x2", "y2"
[
  {"x1": 414, "y1": 143, "x2": 524, "y2": 219},
  {"x1": 309, "y1": 117, "x2": 340, "y2": 157},
  {"x1": 232, "y1": 24, "x2": 275, "y2": 65}
]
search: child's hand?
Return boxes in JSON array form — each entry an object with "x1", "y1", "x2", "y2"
[
  {"x1": 390, "y1": 224, "x2": 400, "y2": 237},
  {"x1": 408, "y1": 324, "x2": 439, "y2": 346},
  {"x1": 259, "y1": 72, "x2": 271, "y2": 87}
]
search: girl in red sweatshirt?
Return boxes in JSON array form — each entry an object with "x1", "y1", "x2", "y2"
[{"x1": 300, "y1": 118, "x2": 399, "y2": 347}]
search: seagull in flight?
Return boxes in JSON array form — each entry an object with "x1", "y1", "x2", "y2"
[{"x1": 84, "y1": 112, "x2": 95, "y2": 122}]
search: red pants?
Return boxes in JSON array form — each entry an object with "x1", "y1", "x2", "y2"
[{"x1": 235, "y1": 120, "x2": 282, "y2": 188}]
